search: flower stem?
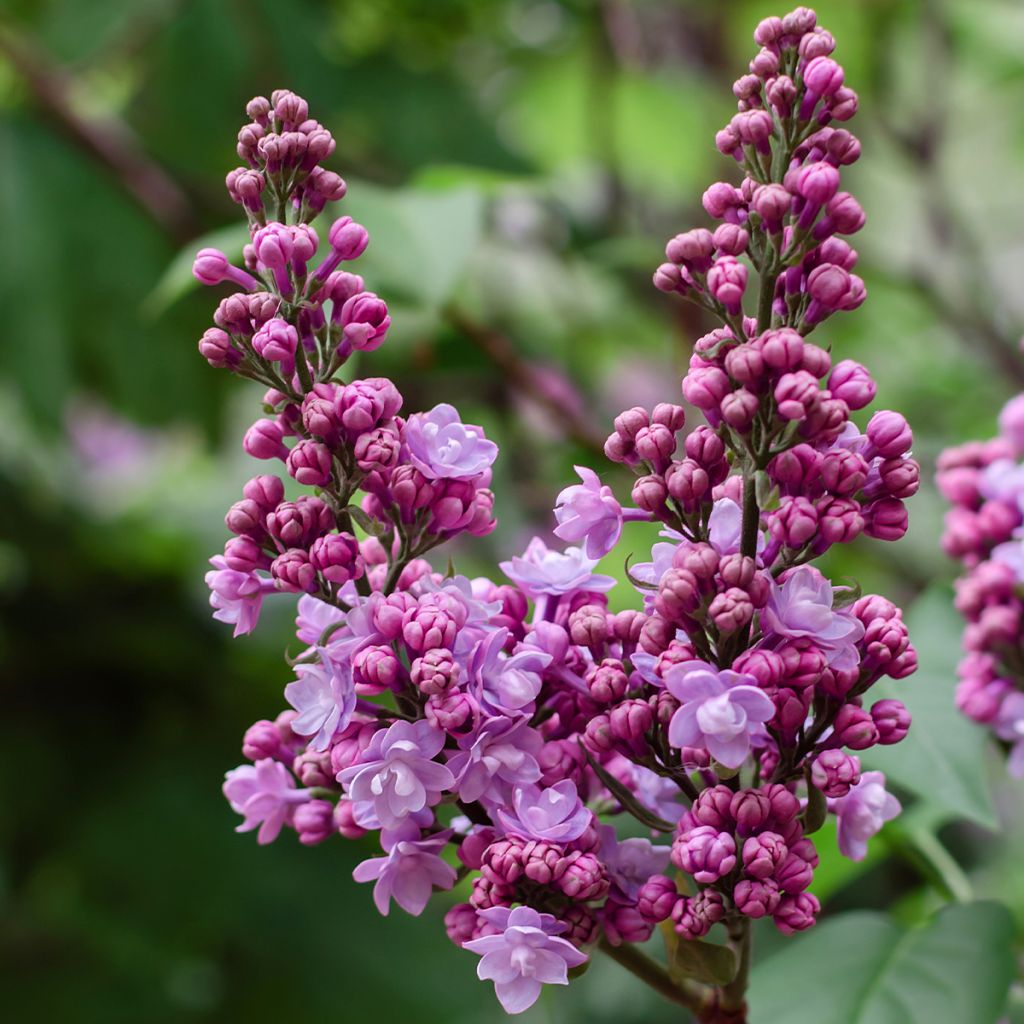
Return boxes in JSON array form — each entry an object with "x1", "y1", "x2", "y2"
[{"x1": 598, "y1": 939, "x2": 709, "y2": 1013}]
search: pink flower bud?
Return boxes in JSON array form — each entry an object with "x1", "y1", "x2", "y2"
[
  {"x1": 271, "y1": 548, "x2": 317, "y2": 593},
  {"x1": 244, "y1": 418, "x2": 289, "y2": 460},
  {"x1": 287, "y1": 439, "x2": 333, "y2": 487},
  {"x1": 867, "y1": 410, "x2": 913, "y2": 458},
  {"x1": 871, "y1": 699, "x2": 910, "y2": 744}
]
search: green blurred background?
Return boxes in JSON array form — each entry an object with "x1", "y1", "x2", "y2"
[{"x1": 3, "y1": 0, "x2": 1024, "y2": 1020}]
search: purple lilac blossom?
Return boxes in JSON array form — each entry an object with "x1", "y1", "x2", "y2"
[
  {"x1": 283, "y1": 650, "x2": 357, "y2": 751},
  {"x1": 497, "y1": 781, "x2": 591, "y2": 843},
  {"x1": 597, "y1": 825, "x2": 672, "y2": 899},
  {"x1": 223, "y1": 759, "x2": 309, "y2": 844},
  {"x1": 352, "y1": 822, "x2": 457, "y2": 915},
  {"x1": 447, "y1": 716, "x2": 544, "y2": 803},
  {"x1": 993, "y1": 538, "x2": 1024, "y2": 583},
  {"x1": 338, "y1": 720, "x2": 454, "y2": 830},
  {"x1": 464, "y1": 906, "x2": 588, "y2": 1015},
  {"x1": 665, "y1": 661, "x2": 774, "y2": 769},
  {"x1": 553, "y1": 466, "x2": 624, "y2": 559},
  {"x1": 295, "y1": 594, "x2": 346, "y2": 646},
  {"x1": 995, "y1": 692, "x2": 1024, "y2": 777},
  {"x1": 762, "y1": 566, "x2": 865, "y2": 671},
  {"x1": 829, "y1": 770, "x2": 901, "y2": 860},
  {"x1": 468, "y1": 628, "x2": 551, "y2": 712},
  {"x1": 404, "y1": 403, "x2": 498, "y2": 479},
  {"x1": 499, "y1": 537, "x2": 615, "y2": 597},
  {"x1": 206, "y1": 556, "x2": 274, "y2": 637}
]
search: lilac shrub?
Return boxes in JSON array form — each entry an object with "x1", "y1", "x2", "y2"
[
  {"x1": 939, "y1": 355, "x2": 1024, "y2": 774},
  {"x1": 205, "y1": 11, "x2": 917, "y2": 1019}
]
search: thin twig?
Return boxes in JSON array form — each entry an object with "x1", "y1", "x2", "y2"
[
  {"x1": 0, "y1": 19, "x2": 201, "y2": 243},
  {"x1": 445, "y1": 306, "x2": 607, "y2": 458}
]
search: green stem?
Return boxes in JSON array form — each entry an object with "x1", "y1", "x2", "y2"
[
  {"x1": 718, "y1": 917, "x2": 752, "y2": 1019},
  {"x1": 598, "y1": 939, "x2": 709, "y2": 1013}
]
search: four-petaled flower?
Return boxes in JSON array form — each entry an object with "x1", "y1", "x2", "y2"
[
  {"x1": 463, "y1": 906, "x2": 588, "y2": 1014},
  {"x1": 762, "y1": 566, "x2": 865, "y2": 671},
  {"x1": 496, "y1": 781, "x2": 591, "y2": 843},
  {"x1": 499, "y1": 537, "x2": 615, "y2": 598},
  {"x1": 405, "y1": 403, "x2": 498, "y2": 480},
  {"x1": 553, "y1": 466, "x2": 624, "y2": 559},
  {"x1": 339, "y1": 720, "x2": 455, "y2": 830},
  {"x1": 284, "y1": 649, "x2": 356, "y2": 751},
  {"x1": 829, "y1": 770, "x2": 901, "y2": 861},
  {"x1": 223, "y1": 759, "x2": 310, "y2": 844},
  {"x1": 352, "y1": 822, "x2": 457, "y2": 915},
  {"x1": 665, "y1": 661, "x2": 775, "y2": 769}
]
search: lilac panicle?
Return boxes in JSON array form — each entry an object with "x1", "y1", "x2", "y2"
[
  {"x1": 940, "y1": 351, "x2": 1024, "y2": 776},
  {"x1": 207, "y1": 25, "x2": 918, "y2": 1018}
]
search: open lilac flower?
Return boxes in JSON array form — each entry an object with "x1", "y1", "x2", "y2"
[
  {"x1": 284, "y1": 650, "x2": 356, "y2": 751},
  {"x1": 499, "y1": 537, "x2": 615, "y2": 598},
  {"x1": 338, "y1": 720, "x2": 454, "y2": 830},
  {"x1": 553, "y1": 466, "x2": 624, "y2": 559},
  {"x1": 993, "y1": 538, "x2": 1024, "y2": 583},
  {"x1": 707, "y1": 498, "x2": 766, "y2": 558},
  {"x1": 295, "y1": 595, "x2": 346, "y2": 647},
  {"x1": 464, "y1": 906, "x2": 588, "y2": 1014},
  {"x1": 994, "y1": 693, "x2": 1024, "y2": 778},
  {"x1": 497, "y1": 781, "x2": 591, "y2": 842},
  {"x1": 206, "y1": 556, "x2": 274, "y2": 637},
  {"x1": 405, "y1": 403, "x2": 498, "y2": 479},
  {"x1": 665, "y1": 661, "x2": 774, "y2": 769},
  {"x1": 597, "y1": 825, "x2": 672, "y2": 900},
  {"x1": 829, "y1": 771, "x2": 901, "y2": 861},
  {"x1": 448, "y1": 716, "x2": 544, "y2": 804},
  {"x1": 352, "y1": 822, "x2": 457, "y2": 915},
  {"x1": 223, "y1": 759, "x2": 309, "y2": 844},
  {"x1": 468, "y1": 628, "x2": 551, "y2": 712},
  {"x1": 762, "y1": 566, "x2": 865, "y2": 671}
]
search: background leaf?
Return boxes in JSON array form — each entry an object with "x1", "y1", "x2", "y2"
[
  {"x1": 861, "y1": 587, "x2": 998, "y2": 829},
  {"x1": 748, "y1": 902, "x2": 1016, "y2": 1024}
]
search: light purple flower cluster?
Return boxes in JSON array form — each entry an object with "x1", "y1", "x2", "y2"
[
  {"x1": 208, "y1": 20, "x2": 917, "y2": 1018},
  {"x1": 939, "y1": 366, "x2": 1024, "y2": 775}
]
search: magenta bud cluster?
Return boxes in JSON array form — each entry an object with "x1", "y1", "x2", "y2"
[{"x1": 939, "y1": 368, "x2": 1024, "y2": 776}]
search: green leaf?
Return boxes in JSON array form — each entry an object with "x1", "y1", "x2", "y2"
[
  {"x1": 143, "y1": 222, "x2": 249, "y2": 318},
  {"x1": 748, "y1": 902, "x2": 1015, "y2": 1024},
  {"x1": 754, "y1": 470, "x2": 780, "y2": 512},
  {"x1": 668, "y1": 937, "x2": 737, "y2": 987},
  {"x1": 346, "y1": 505, "x2": 388, "y2": 538},
  {"x1": 861, "y1": 587, "x2": 998, "y2": 829},
  {"x1": 342, "y1": 182, "x2": 485, "y2": 307},
  {"x1": 801, "y1": 770, "x2": 828, "y2": 835}
]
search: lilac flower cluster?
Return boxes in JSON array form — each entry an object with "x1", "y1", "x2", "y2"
[
  {"x1": 208, "y1": 17, "x2": 916, "y2": 1017},
  {"x1": 939, "y1": 372, "x2": 1024, "y2": 774}
]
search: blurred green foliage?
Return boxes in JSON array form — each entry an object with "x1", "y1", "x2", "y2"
[{"x1": 3, "y1": 0, "x2": 1024, "y2": 1020}]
